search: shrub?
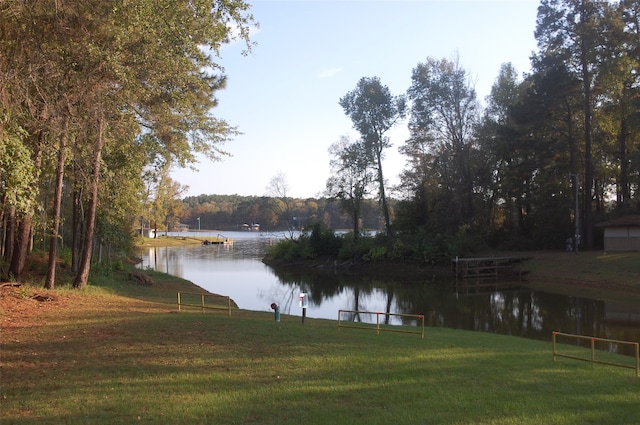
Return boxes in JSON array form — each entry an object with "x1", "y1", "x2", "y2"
[{"x1": 266, "y1": 238, "x2": 301, "y2": 261}]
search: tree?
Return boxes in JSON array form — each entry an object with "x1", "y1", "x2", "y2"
[
  {"x1": 1, "y1": 0, "x2": 256, "y2": 287},
  {"x1": 406, "y1": 56, "x2": 480, "y2": 233},
  {"x1": 325, "y1": 135, "x2": 375, "y2": 238},
  {"x1": 535, "y1": 0, "x2": 608, "y2": 249},
  {"x1": 595, "y1": 0, "x2": 640, "y2": 212},
  {"x1": 0, "y1": 127, "x2": 35, "y2": 263},
  {"x1": 474, "y1": 63, "x2": 526, "y2": 242},
  {"x1": 504, "y1": 62, "x2": 581, "y2": 248},
  {"x1": 151, "y1": 164, "x2": 188, "y2": 236},
  {"x1": 45, "y1": 113, "x2": 69, "y2": 289},
  {"x1": 266, "y1": 172, "x2": 295, "y2": 236},
  {"x1": 339, "y1": 77, "x2": 405, "y2": 238}
]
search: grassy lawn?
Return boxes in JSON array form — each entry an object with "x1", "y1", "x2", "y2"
[
  {"x1": 1, "y1": 266, "x2": 639, "y2": 425},
  {"x1": 520, "y1": 250, "x2": 640, "y2": 302},
  {"x1": 136, "y1": 235, "x2": 218, "y2": 248}
]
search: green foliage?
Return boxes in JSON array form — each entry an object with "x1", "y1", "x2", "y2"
[
  {"x1": 266, "y1": 222, "x2": 342, "y2": 261},
  {"x1": 362, "y1": 244, "x2": 388, "y2": 262},
  {"x1": 337, "y1": 233, "x2": 375, "y2": 261},
  {"x1": 1, "y1": 0, "x2": 258, "y2": 287},
  {"x1": 267, "y1": 225, "x2": 459, "y2": 266},
  {"x1": 305, "y1": 222, "x2": 341, "y2": 257},
  {"x1": 58, "y1": 248, "x2": 73, "y2": 269},
  {"x1": 340, "y1": 77, "x2": 405, "y2": 237},
  {"x1": 445, "y1": 224, "x2": 484, "y2": 257},
  {"x1": 17, "y1": 286, "x2": 34, "y2": 299},
  {"x1": 391, "y1": 229, "x2": 450, "y2": 264},
  {"x1": 96, "y1": 216, "x2": 138, "y2": 260},
  {"x1": 0, "y1": 127, "x2": 36, "y2": 214},
  {"x1": 266, "y1": 238, "x2": 301, "y2": 262}
]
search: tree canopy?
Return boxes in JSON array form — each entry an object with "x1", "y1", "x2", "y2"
[{"x1": 1, "y1": 0, "x2": 256, "y2": 286}]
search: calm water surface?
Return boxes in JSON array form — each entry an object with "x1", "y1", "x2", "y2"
[{"x1": 139, "y1": 231, "x2": 640, "y2": 354}]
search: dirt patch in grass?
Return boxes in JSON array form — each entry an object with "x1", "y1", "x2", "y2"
[
  {"x1": 1, "y1": 286, "x2": 73, "y2": 351},
  {"x1": 0, "y1": 284, "x2": 140, "y2": 341}
]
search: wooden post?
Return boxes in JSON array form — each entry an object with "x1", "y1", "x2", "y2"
[{"x1": 636, "y1": 342, "x2": 640, "y2": 378}]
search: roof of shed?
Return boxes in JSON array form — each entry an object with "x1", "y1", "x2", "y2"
[{"x1": 596, "y1": 214, "x2": 640, "y2": 227}]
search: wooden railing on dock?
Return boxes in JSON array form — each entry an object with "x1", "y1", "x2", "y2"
[{"x1": 451, "y1": 256, "x2": 531, "y2": 279}]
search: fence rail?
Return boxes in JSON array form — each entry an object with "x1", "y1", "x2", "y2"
[
  {"x1": 552, "y1": 331, "x2": 639, "y2": 377},
  {"x1": 337, "y1": 310, "x2": 424, "y2": 339},
  {"x1": 177, "y1": 291, "x2": 232, "y2": 315}
]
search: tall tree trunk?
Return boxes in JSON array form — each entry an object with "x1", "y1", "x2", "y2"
[
  {"x1": 2, "y1": 204, "x2": 15, "y2": 260},
  {"x1": 352, "y1": 203, "x2": 360, "y2": 238},
  {"x1": 73, "y1": 114, "x2": 104, "y2": 289},
  {"x1": 581, "y1": 48, "x2": 594, "y2": 250},
  {"x1": 376, "y1": 152, "x2": 393, "y2": 239},
  {"x1": 45, "y1": 116, "x2": 69, "y2": 289},
  {"x1": 618, "y1": 117, "x2": 630, "y2": 208},
  {"x1": 71, "y1": 185, "x2": 82, "y2": 273},
  {"x1": 8, "y1": 214, "x2": 32, "y2": 281},
  {"x1": 565, "y1": 99, "x2": 580, "y2": 253}
]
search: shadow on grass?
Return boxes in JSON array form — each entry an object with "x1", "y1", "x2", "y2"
[{"x1": 3, "y1": 305, "x2": 639, "y2": 425}]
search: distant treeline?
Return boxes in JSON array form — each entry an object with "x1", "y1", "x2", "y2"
[{"x1": 180, "y1": 194, "x2": 387, "y2": 232}]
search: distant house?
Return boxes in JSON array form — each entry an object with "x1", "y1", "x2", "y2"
[
  {"x1": 175, "y1": 223, "x2": 190, "y2": 232},
  {"x1": 596, "y1": 215, "x2": 640, "y2": 252},
  {"x1": 242, "y1": 223, "x2": 260, "y2": 232}
]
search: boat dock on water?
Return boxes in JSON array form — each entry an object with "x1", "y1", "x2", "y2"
[
  {"x1": 451, "y1": 256, "x2": 531, "y2": 278},
  {"x1": 202, "y1": 234, "x2": 233, "y2": 246}
]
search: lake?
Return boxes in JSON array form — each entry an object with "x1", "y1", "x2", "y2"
[{"x1": 138, "y1": 231, "x2": 640, "y2": 354}]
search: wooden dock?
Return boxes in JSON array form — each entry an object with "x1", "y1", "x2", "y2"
[{"x1": 451, "y1": 256, "x2": 531, "y2": 279}]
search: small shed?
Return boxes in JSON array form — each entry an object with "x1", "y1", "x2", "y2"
[{"x1": 596, "y1": 215, "x2": 640, "y2": 252}]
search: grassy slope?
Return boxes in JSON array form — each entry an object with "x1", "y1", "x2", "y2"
[
  {"x1": 1, "y1": 259, "x2": 639, "y2": 425},
  {"x1": 517, "y1": 250, "x2": 640, "y2": 302}
]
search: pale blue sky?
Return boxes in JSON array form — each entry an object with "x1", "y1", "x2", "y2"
[{"x1": 173, "y1": 0, "x2": 540, "y2": 198}]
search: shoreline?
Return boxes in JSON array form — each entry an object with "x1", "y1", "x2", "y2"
[
  {"x1": 138, "y1": 238, "x2": 640, "y2": 302},
  {"x1": 263, "y1": 250, "x2": 640, "y2": 302}
]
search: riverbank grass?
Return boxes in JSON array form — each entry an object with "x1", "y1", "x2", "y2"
[{"x1": 1, "y1": 274, "x2": 638, "y2": 425}]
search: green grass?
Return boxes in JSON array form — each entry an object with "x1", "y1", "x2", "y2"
[
  {"x1": 520, "y1": 251, "x2": 640, "y2": 302},
  {"x1": 2, "y1": 267, "x2": 639, "y2": 425}
]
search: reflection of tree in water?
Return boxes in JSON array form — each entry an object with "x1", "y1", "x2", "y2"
[
  {"x1": 267, "y1": 265, "x2": 636, "y2": 352},
  {"x1": 256, "y1": 285, "x2": 298, "y2": 315},
  {"x1": 270, "y1": 267, "x2": 400, "y2": 324},
  {"x1": 393, "y1": 279, "x2": 612, "y2": 345}
]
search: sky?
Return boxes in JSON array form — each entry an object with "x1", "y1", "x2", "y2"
[{"x1": 172, "y1": 0, "x2": 541, "y2": 199}]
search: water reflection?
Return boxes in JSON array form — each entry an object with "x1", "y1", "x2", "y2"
[{"x1": 138, "y1": 232, "x2": 640, "y2": 355}]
